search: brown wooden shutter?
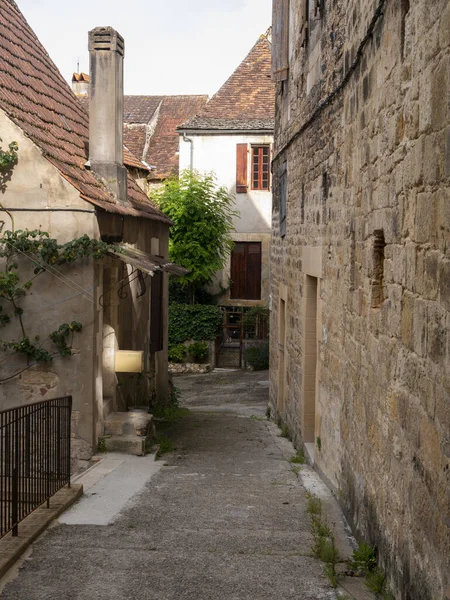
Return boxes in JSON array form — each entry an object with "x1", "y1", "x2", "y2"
[
  {"x1": 230, "y1": 243, "x2": 262, "y2": 300},
  {"x1": 272, "y1": 0, "x2": 290, "y2": 82},
  {"x1": 150, "y1": 271, "x2": 163, "y2": 353},
  {"x1": 246, "y1": 243, "x2": 262, "y2": 300},
  {"x1": 236, "y1": 144, "x2": 248, "y2": 194}
]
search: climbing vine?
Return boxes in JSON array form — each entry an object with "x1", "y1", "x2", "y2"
[
  {"x1": 0, "y1": 143, "x2": 119, "y2": 380},
  {"x1": 0, "y1": 141, "x2": 18, "y2": 171},
  {"x1": 0, "y1": 229, "x2": 117, "y2": 371}
]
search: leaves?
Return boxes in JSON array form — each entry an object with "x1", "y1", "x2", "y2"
[
  {"x1": 0, "y1": 141, "x2": 18, "y2": 171},
  {"x1": 168, "y1": 304, "x2": 223, "y2": 345},
  {"x1": 152, "y1": 170, "x2": 238, "y2": 294}
]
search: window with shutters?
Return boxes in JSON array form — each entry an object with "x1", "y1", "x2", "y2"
[
  {"x1": 150, "y1": 270, "x2": 163, "y2": 353},
  {"x1": 230, "y1": 242, "x2": 262, "y2": 300},
  {"x1": 251, "y1": 146, "x2": 270, "y2": 191}
]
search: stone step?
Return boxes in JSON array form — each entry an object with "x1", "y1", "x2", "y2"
[
  {"x1": 103, "y1": 435, "x2": 146, "y2": 456},
  {"x1": 103, "y1": 409, "x2": 154, "y2": 437}
]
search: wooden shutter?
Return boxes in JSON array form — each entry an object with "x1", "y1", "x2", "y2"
[
  {"x1": 236, "y1": 144, "x2": 248, "y2": 194},
  {"x1": 230, "y1": 243, "x2": 261, "y2": 300},
  {"x1": 150, "y1": 271, "x2": 163, "y2": 353},
  {"x1": 272, "y1": 0, "x2": 290, "y2": 82},
  {"x1": 246, "y1": 243, "x2": 262, "y2": 300}
]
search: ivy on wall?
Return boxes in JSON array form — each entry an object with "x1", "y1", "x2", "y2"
[{"x1": 168, "y1": 304, "x2": 223, "y2": 345}]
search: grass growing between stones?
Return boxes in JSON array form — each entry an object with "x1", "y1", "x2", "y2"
[
  {"x1": 306, "y1": 493, "x2": 340, "y2": 589},
  {"x1": 289, "y1": 449, "x2": 306, "y2": 464},
  {"x1": 154, "y1": 435, "x2": 175, "y2": 459},
  {"x1": 348, "y1": 542, "x2": 395, "y2": 599}
]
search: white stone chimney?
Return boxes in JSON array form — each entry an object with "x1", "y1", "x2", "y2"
[{"x1": 88, "y1": 27, "x2": 127, "y2": 202}]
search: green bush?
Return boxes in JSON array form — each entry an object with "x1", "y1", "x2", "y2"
[
  {"x1": 244, "y1": 342, "x2": 269, "y2": 370},
  {"x1": 188, "y1": 341, "x2": 209, "y2": 363},
  {"x1": 168, "y1": 343, "x2": 187, "y2": 363},
  {"x1": 169, "y1": 304, "x2": 222, "y2": 345}
]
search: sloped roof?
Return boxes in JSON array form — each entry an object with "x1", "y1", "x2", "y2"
[
  {"x1": 0, "y1": 0, "x2": 169, "y2": 223},
  {"x1": 123, "y1": 95, "x2": 209, "y2": 180},
  {"x1": 180, "y1": 34, "x2": 275, "y2": 132}
]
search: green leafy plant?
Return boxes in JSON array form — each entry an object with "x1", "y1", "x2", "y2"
[
  {"x1": 169, "y1": 304, "x2": 222, "y2": 345},
  {"x1": 316, "y1": 436, "x2": 322, "y2": 451},
  {"x1": 155, "y1": 434, "x2": 174, "y2": 459},
  {"x1": 152, "y1": 170, "x2": 238, "y2": 303},
  {"x1": 280, "y1": 423, "x2": 291, "y2": 439},
  {"x1": 365, "y1": 568, "x2": 386, "y2": 594},
  {"x1": 0, "y1": 227, "x2": 118, "y2": 381},
  {"x1": 307, "y1": 494, "x2": 340, "y2": 588},
  {"x1": 168, "y1": 343, "x2": 187, "y2": 363},
  {"x1": 188, "y1": 341, "x2": 209, "y2": 363},
  {"x1": 349, "y1": 542, "x2": 377, "y2": 576},
  {"x1": 0, "y1": 140, "x2": 18, "y2": 171},
  {"x1": 244, "y1": 342, "x2": 269, "y2": 370},
  {"x1": 266, "y1": 405, "x2": 271, "y2": 420}
]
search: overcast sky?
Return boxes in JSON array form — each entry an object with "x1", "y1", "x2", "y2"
[{"x1": 18, "y1": 0, "x2": 272, "y2": 97}]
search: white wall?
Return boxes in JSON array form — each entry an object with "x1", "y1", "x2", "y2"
[{"x1": 179, "y1": 133, "x2": 273, "y2": 234}]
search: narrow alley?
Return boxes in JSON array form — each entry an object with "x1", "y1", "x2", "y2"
[{"x1": 0, "y1": 370, "x2": 357, "y2": 600}]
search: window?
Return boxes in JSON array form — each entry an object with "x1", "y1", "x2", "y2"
[
  {"x1": 230, "y1": 242, "x2": 262, "y2": 300},
  {"x1": 150, "y1": 270, "x2": 163, "y2": 353},
  {"x1": 371, "y1": 230, "x2": 386, "y2": 308},
  {"x1": 251, "y1": 146, "x2": 270, "y2": 190}
]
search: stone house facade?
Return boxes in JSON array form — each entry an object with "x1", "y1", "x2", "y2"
[
  {"x1": 0, "y1": 1, "x2": 175, "y2": 469},
  {"x1": 178, "y1": 32, "x2": 275, "y2": 308},
  {"x1": 270, "y1": 0, "x2": 450, "y2": 598}
]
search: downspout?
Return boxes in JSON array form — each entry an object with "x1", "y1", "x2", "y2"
[{"x1": 182, "y1": 132, "x2": 194, "y2": 171}]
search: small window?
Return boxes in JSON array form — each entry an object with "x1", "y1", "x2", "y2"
[
  {"x1": 371, "y1": 230, "x2": 386, "y2": 308},
  {"x1": 251, "y1": 146, "x2": 270, "y2": 191}
]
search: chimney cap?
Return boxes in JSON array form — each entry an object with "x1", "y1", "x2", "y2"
[{"x1": 88, "y1": 27, "x2": 124, "y2": 57}]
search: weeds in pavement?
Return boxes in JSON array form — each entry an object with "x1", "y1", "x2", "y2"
[
  {"x1": 307, "y1": 493, "x2": 340, "y2": 588},
  {"x1": 249, "y1": 415, "x2": 265, "y2": 421},
  {"x1": 155, "y1": 435, "x2": 175, "y2": 459},
  {"x1": 266, "y1": 406, "x2": 271, "y2": 420},
  {"x1": 289, "y1": 449, "x2": 306, "y2": 464},
  {"x1": 280, "y1": 423, "x2": 291, "y2": 439},
  {"x1": 348, "y1": 542, "x2": 395, "y2": 599}
]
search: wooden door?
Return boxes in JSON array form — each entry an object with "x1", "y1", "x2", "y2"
[{"x1": 230, "y1": 242, "x2": 261, "y2": 300}]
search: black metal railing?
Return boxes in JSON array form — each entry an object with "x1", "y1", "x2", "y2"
[{"x1": 0, "y1": 396, "x2": 72, "y2": 538}]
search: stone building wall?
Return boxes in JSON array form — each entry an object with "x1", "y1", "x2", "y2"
[{"x1": 270, "y1": 1, "x2": 450, "y2": 598}]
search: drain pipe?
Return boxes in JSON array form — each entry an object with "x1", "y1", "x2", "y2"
[{"x1": 182, "y1": 132, "x2": 194, "y2": 171}]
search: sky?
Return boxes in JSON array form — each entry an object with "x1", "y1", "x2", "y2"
[{"x1": 18, "y1": 0, "x2": 273, "y2": 97}]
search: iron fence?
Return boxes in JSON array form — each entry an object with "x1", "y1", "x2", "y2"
[{"x1": 0, "y1": 396, "x2": 72, "y2": 538}]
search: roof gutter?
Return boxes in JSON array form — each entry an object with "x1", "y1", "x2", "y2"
[
  {"x1": 179, "y1": 128, "x2": 274, "y2": 136},
  {"x1": 182, "y1": 132, "x2": 194, "y2": 171}
]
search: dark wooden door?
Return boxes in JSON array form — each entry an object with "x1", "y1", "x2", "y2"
[{"x1": 230, "y1": 242, "x2": 261, "y2": 300}]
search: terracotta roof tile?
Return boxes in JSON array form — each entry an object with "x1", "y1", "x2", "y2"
[
  {"x1": 180, "y1": 34, "x2": 275, "y2": 132},
  {"x1": 0, "y1": 0, "x2": 169, "y2": 223},
  {"x1": 123, "y1": 95, "x2": 209, "y2": 180}
]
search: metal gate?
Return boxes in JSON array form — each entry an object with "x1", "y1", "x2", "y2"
[{"x1": 216, "y1": 308, "x2": 243, "y2": 368}]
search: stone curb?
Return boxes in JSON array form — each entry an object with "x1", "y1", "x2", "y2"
[{"x1": 0, "y1": 484, "x2": 83, "y2": 580}]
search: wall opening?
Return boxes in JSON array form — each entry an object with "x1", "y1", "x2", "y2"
[
  {"x1": 401, "y1": 0, "x2": 411, "y2": 61},
  {"x1": 371, "y1": 230, "x2": 386, "y2": 308},
  {"x1": 278, "y1": 296, "x2": 287, "y2": 413},
  {"x1": 302, "y1": 275, "x2": 318, "y2": 444}
]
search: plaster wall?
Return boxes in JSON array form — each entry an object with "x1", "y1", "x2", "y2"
[
  {"x1": 0, "y1": 111, "x2": 100, "y2": 465},
  {"x1": 179, "y1": 133, "x2": 273, "y2": 233},
  {"x1": 270, "y1": 1, "x2": 450, "y2": 598}
]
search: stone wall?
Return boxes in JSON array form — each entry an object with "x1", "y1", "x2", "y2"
[{"x1": 270, "y1": 1, "x2": 450, "y2": 598}]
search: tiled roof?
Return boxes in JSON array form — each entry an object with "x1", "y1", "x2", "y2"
[
  {"x1": 0, "y1": 0, "x2": 169, "y2": 223},
  {"x1": 180, "y1": 34, "x2": 275, "y2": 132},
  {"x1": 123, "y1": 95, "x2": 209, "y2": 180}
]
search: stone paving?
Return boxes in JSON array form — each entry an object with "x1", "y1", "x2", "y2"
[{"x1": 1, "y1": 369, "x2": 362, "y2": 600}]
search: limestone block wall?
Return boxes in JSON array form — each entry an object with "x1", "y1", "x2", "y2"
[{"x1": 270, "y1": 1, "x2": 450, "y2": 598}]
